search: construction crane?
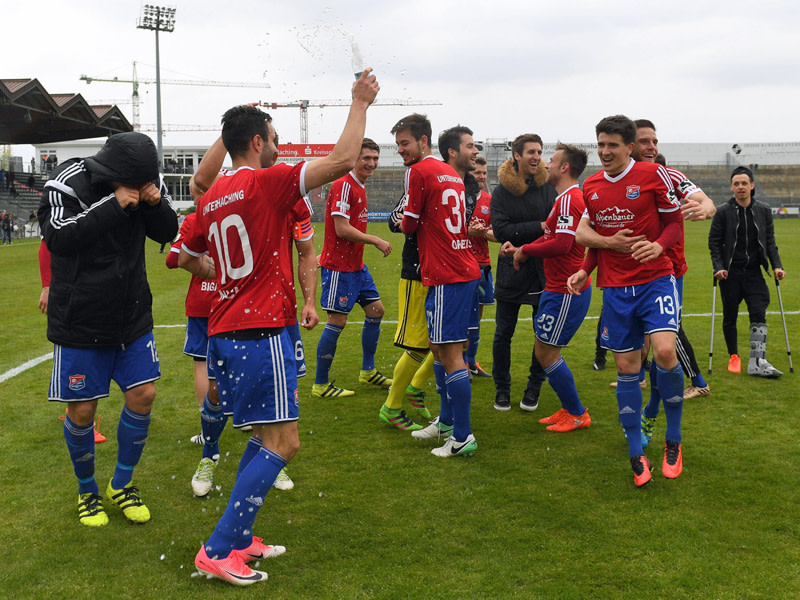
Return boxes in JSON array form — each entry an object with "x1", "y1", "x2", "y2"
[
  {"x1": 80, "y1": 62, "x2": 270, "y2": 130},
  {"x1": 257, "y1": 99, "x2": 442, "y2": 144}
]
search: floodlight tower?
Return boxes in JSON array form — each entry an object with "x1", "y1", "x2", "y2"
[{"x1": 137, "y1": 4, "x2": 176, "y2": 165}]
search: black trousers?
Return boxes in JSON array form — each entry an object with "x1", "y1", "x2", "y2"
[
  {"x1": 719, "y1": 269, "x2": 770, "y2": 355},
  {"x1": 491, "y1": 299, "x2": 546, "y2": 396}
]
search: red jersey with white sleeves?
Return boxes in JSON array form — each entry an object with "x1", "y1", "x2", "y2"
[
  {"x1": 582, "y1": 159, "x2": 679, "y2": 288},
  {"x1": 182, "y1": 162, "x2": 308, "y2": 336},
  {"x1": 168, "y1": 212, "x2": 216, "y2": 317},
  {"x1": 661, "y1": 166, "x2": 701, "y2": 279},
  {"x1": 319, "y1": 171, "x2": 368, "y2": 272},
  {"x1": 469, "y1": 190, "x2": 492, "y2": 266},
  {"x1": 539, "y1": 185, "x2": 588, "y2": 292},
  {"x1": 401, "y1": 155, "x2": 480, "y2": 286}
]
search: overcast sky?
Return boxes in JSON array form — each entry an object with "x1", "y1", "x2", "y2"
[{"x1": 6, "y1": 0, "x2": 800, "y2": 158}]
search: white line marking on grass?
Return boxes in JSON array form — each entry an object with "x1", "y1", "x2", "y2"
[{"x1": 0, "y1": 352, "x2": 54, "y2": 384}]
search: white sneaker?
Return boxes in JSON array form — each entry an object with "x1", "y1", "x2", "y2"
[
  {"x1": 190, "y1": 432, "x2": 205, "y2": 445},
  {"x1": 191, "y1": 457, "x2": 217, "y2": 497},
  {"x1": 431, "y1": 433, "x2": 478, "y2": 457},
  {"x1": 272, "y1": 468, "x2": 294, "y2": 491},
  {"x1": 410, "y1": 416, "x2": 454, "y2": 440}
]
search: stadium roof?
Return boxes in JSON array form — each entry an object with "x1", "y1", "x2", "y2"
[{"x1": 0, "y1": 78, "x2": 132, "y2": 144}]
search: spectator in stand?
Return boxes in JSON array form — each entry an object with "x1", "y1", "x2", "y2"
[{"x1": 2, "y1": 212, "x2": 12, "y2": 244}]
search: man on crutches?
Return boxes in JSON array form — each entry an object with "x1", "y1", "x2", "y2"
[{"x1": 708, "y1": 166, "x2": 786, "y2": 378}]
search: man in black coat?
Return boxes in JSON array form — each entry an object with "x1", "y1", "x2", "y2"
[
  {"x1": 39, "y1": 132, "x2": 178, "y2": 526},
  {"x1": 708, "y1": 165, "x2": 785, "y2": 377},
  {"x1": 490, "y1": 134, "x2": 557, "y2": 411}
]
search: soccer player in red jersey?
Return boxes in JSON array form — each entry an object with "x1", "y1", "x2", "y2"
[
  {"x1": 504, "y1": 143, "x2": 592, "y2": 433},
  {"x1": 465, "y1": 155, "x2": 496, "y2": 377},
  {"x1": 567, "y1": 115, "x2": 685, "y2": 487},
  {"x1": 313, "y1": 138, "x2": 394, "y2": 398},
  {"x1": 395, "y1": 115, "x2": 482, "y2": 457},
  {"x1": 179, "y1": 71, "x2": 379, "y2": 586},
  {"x1": 632, "y1": 120, "x2": 717, "y2": 451}
]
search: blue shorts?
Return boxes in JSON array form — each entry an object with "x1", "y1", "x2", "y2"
[
  {"x1": 207, "y1": 330, "x2": 299, "y2": 428},
  {"x1": 535, "y1": 287, "x2": 592, "y2": 347},
  {"x1": 49, "y1": 332, "x2": 161, "y2": 402},
  {"x1": 183, "y1": 316, "x2": 209, "y2": 359},
  {"x1": 675, "y1": 275, "x2": 684, "y2": 323},
  {"x1": 478, "y1": 266, "x2": 495, "y2": 305},
  {"x1": 320, "y1": 265, "x2": 380, "y2": 314},
  {"x1": 285, "y1": 322, "x2": 307, "y2": 379},
  {"x1": 600, "y1": 275, "x2": 680, "y2": 353},
  {"x1": 425, "y1": 279, "x2": 480, "y2": 345}
]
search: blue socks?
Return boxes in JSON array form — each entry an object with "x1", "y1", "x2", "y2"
[
  {"x1": 200, "y1": 394, "x2": 228, "y2": 460},
  {"x1": 205, "y1": 446, "x2": 287, "y2": 558},
  {"x1": 433, "y1": 361, "x2": 452, "y2": 427},
  {"x1": 544, "y1": 357, "x2": 584, "y2": 416},
  {"x1": 64, "y1": 415, "x2": 97, "y2": 495},
  {"x1": 361, "y1": 316, "x2": 382, "y2": 371},
  {"x1": 616, "y1": 373, "x2": 644, "y2": 457},
  {"x1": 643, "y1": 360, "x2": 661, "y2": 419},
  {"x1": 465, "y1": 328, "x2": 480, "y2": 365},
  {"x1": 446, "y1": 368, "x2": 472, "y2": 442},
  {"x1": 112, "y1": 406, "x2": 151, "y2": 490},
  {"x1": 657, "y1": 363, "x2": 684, "y2": 443},
  {"x1": 315, "y1": 323, "x2": 343, "y2": 384},
  {"x1": 237, "y1": 436, "x2": 263, "y2": 479}
]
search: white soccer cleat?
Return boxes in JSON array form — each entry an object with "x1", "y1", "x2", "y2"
[{"x1": 191, "y1": 457, "x2": 217, "y2": 497}]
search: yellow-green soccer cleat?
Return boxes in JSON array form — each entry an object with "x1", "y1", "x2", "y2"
[
  {"x1": 311, "y1": 381, "x2": 355, "y2": 398},
  {"x1": 106, "y1": 481, "x2": 151, "y2": 523},
  {"x1": 78, "y1": 492, "x2": 108, "y2": 527},
  {"x1": 359, "y1": 369, "x2": 392, "y2": 388}
]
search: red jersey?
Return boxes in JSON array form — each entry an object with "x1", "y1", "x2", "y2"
[
  {"x1": 401, "y1": 155, "x2": 480, "y2": 286},
  {"x1": 168, "y1": 212, "x2": 216, "y2": 317},
  {"x1": 319, "y1": 171, "x2": 368, "y2": 272},
  {"x1": 182, "y1": 162, "x2": 308, "y2": 336},
  {"x1": 469, "y1": 190, "x2": 492, "y2": 266},
  {"x1": 540, "y1": 185, "x2": 589, "y2": 292},
  {"x1": 583, "y1": 159, "x2": 679, "y2": 288},
  {"x1": 661, "y1": 166, "x2": 701, "y2": 279}
]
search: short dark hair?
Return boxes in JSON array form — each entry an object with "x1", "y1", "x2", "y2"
[
  {"x1": 475, "y1": 156, "x2": 487, "y2": 166},
  {"x1": 655, "y1": 153, "x2": 667, "y2": 166},
  {"x1": 555, "y1": 142, "x2": 588, "y2": 179},
  {"x1": 438, "y1": 125, "x2": 473, "y2": 161},
  {"x1": 731, "y1": 165, "x2": 754, "y2": 182},
  {"x1": 634, "y1": 119, "x2": 656, "y2": 131},
  {"x1": 595, "y1": 115, "x2": 637, "y2": 145},
  {"x1": 511, "y1": 133, "x2": 543, "y2": 158},
  {"x1": 221, "y1": 105, "x2": 271, "y2": 158},
  {"x1": 390, "y1": 113, "x2": 431, "y2": 143},
  {"x1": 361, "y1": 138, "x2": 380, "y2": 153}
]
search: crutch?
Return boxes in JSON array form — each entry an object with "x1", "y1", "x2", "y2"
[
  {"x1": 708, "y1": 277, "x2": 717, "y2": 374},
  {"x1": 774, "y1": 275, "x2": 794, "y2": 373}
]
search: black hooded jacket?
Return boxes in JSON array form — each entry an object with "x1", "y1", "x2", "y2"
[{"x1": 38, "y1": 133, "x2": 178, "y2": 348}]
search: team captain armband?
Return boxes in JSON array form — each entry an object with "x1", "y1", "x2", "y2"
[{"x1": 293, "y1": 217, "x2": 314, "y2": 241}]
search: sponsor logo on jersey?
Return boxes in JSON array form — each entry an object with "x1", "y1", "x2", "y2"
[
  {"x1": 626, "y1": 185, "x2": 641, "y2": 199},
  {"x1": 481, "y1": 206, "x2": 489, "y2": 214},
  {"x1": 200, "y1": 281, "x2": 217, "y2": 292},
  {"x1": 595, "y1": 206, "x2": 635, "y2": 228},
  {"x1": 69, "y1": 374, "x2": 86, "y2": 391},
  {"x1": 358, "y1": 208, "x2": 369, "y2": 223},
  {"x1": 590, "y1": 192, "x2": 599, "y2": 200}
]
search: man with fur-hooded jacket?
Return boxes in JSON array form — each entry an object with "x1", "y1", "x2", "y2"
[{"x1": 490, "y1": 133, "x2": 556, "y2": 412}]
